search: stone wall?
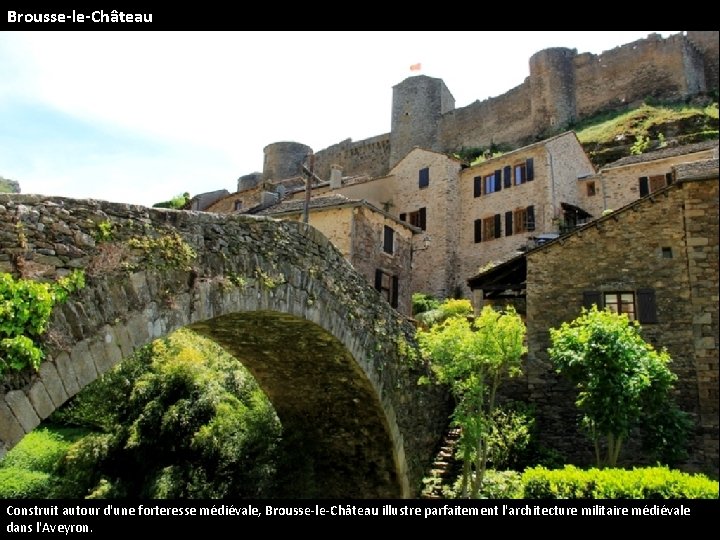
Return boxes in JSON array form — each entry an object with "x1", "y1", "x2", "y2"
[
  {"x1": 313, "y1": 134, "x2": 391, "y2": 181},
  {"x1": 525, "y1": 167, "x2": 719, "y2": 474},
  {"x1": 0, "y1": 194, "x2": 451, "y2": 497}
]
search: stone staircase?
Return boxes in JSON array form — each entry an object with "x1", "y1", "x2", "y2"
[{"x1": 421, "y1": 426, "x2": 462, "y2": 499}]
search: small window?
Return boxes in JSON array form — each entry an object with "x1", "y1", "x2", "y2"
[
  {"x1": 234, "y1": 200, "x2": 243, "y2": 211},
  {"x1": 639, "y1": 174, "x2": 670, "y2": 197},
  {"x1": 409, "y1": 208, "x2": 426, "y2": 231},
  {"x1": 383, "y1": 225, "x2": 394, "y2": 254},
  {"x1": 514, "y1": 163, "x2": 526, "y2": 185},
  {"x1": 604, "y1": 292, "x2": 636, "y2": 321},
  {"x1": 419, "y1": 167, "x2": 430, "y2": 189},
  {"x1": 399, "y1": 213, "x2": 407, "y2": 222},
  {"x1": 586, "y1": 181, "x2": 596, "y2": 197},
  {"x1": 513, "y1": 205, "x2": 535, "y2": 233},
  {"x1": 374, "y1": 269, "x2": 399, "y2": 308},
  {"x1": 661, "y1": 247, "x2": 673, "y2": 259}
]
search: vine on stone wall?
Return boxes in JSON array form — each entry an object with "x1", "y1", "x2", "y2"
[{"x1": 0, "y1": 270, "x2": 85, "y2": 376}]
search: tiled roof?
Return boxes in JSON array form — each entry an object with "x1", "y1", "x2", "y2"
[{"x1": 255, "y1": 194, "x2": 362, "y2": 215}]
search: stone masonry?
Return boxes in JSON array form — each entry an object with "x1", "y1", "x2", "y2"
[{"x1": 0, "y1": 194, "x2": 451, "y2": 498}]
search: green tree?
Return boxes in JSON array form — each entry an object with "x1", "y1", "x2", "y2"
[
  {"x1": 548, "y1": 306, "x2": 690, "y2": 468},
  {"x1": 51, "y1": 328, "x2": 282, "y2": 498},
  {"x1": 418, "y1": 303, "x2": 526, "y2": 498}
]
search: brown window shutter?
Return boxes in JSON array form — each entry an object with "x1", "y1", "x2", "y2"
[
  {"x1": 639, "y1": 177, "x2": 649, "y2": 197},
  {"x1": 665, "y1": 172, "x2": 673, "y2": 185},
  {"x1": 583, "y1": 291, "x2": 602, "y2": 310},
  {"x1": 391, "y1": 276, "x2": 399, "y2": 308},
  {"x1": 505, "y1": 211, "x2": 513, "y2": 236},
  {"x1": 494, "y1": 214, "x2": 501, "y2": 239},
  {"x1": 526, "y1": 158, "x2": 534, "y2": 181},
  {"x1": 637, "y1": 288, "x2": 658, "y2": 323}
]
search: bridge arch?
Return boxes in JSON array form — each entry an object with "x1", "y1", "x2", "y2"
[{"x1": 0, "y1": 195, "x2": 450, "y2": 497}]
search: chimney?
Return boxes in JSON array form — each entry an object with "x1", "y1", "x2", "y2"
[{"x1": 330, "y1": 164, "x2": 343, "y2": 189}]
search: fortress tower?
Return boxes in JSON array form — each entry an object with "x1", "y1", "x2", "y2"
[
  {"x1": 263, "y1": 141, "x2": 313, "y2": 182},
  {"x1": 390, "y1": 75, "x2": 455, "y2": 168},
  {"x1": 529, "y1": 47, "x2": 577, "y2": 137}
]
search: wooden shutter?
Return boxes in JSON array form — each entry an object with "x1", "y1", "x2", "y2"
[
  {"x1": 419, "y1": 207, "x2": 427, "y2": 231},
  {"x1": 374, "y1": 269, "x2": 383, "y2": 291},
  {"x1": 503, "y1": 166, "x2": 512, "y2": 188},
  {"x1": 494, "y1": 214, "x2": 502, "y2": 239},
  {"x1": 665, "y1": 172, "x2": 673, "y2": 185},
  {"x1": 383, "y1": 225, "x2": 393, "y2": 254},
  {"x1": 526, "y1": 158, "x2": 534, "y2": 181},
  {"x1": 583, "y1": 291, "x2": 602, "y2": 310},
  {"x1": 419, "y1": 167, "x2": 429, "y2": 188},
  {"x1": 399, "y1": 213, "x2": 406, "y2": 222},
  {"x1": 474, "y1": 219, "x2": 482, "y2": 243},
  {"x1": 494, "y1": 169, "x2": 502, "y2": 192},
  {"x1": 391, "y1": 276, "x2": 399, "y2": 308},
  {"x1": 505, "y1": 211, "x2": 513, "y2": 236},
  {"x1": 474, "y1": 176, "x2": 482, "y2": 197},
  {"x1": 639, "y1": 177, "x2": 649, "y2": 197},
  {"x1": 637, "y1": 288, "x2": 658, "y2": 323},
  {"x1": 526, "y1": 205, "x2": 535, "y2": 231}
]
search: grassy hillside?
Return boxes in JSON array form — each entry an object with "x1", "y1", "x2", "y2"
[
  {"x1": 573, "y1": 100, "x2": 719, "y2": 167},
  {"x1": 0, "y1": 176, "x2": 20, "y2": 194}
]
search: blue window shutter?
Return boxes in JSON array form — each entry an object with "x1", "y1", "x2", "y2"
[
  {"x1": 503, "y1": 166, "x2": 512, "y2": 188},
  {"x1": 419, "y1": 167, "x2": 429, "y2": 188},
  {"x1": 639, "y1": 177, "x2": 649, "y2": 196},
  {"x1": 526, "y1": 158, "x2": 534, "y2": 181}
]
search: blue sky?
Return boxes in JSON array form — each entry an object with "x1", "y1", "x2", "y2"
[{"x1": 0, "y1": 31, "x2": 680, "y2": 207}]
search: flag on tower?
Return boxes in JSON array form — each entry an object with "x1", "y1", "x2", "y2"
[{"x1": 410, "y1": 63, "x2": 421, "y2": 71}]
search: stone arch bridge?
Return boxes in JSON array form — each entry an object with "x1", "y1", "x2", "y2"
[{"x1": 0, "y1": 195, "x2": 450, "y2": 498}]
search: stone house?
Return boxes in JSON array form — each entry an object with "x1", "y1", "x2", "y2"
[
  {"x1": 578, "y1": 139, "x2": 719, "y2": 217},
  {"x1": 254, "y1": 194, "x2": 418, "y2": 317},
  {"x1": 469, "y1": 157, "x2": 719, "y2": 475},
  {"x1": 458, "y1": 131, "x2": 595, "y2": 296}
]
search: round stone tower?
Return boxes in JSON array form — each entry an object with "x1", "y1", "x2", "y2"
[
  {"x1": 263, "y1": 141, "x2": 313, "y2": 182},
  {"x1": 389, "y1": 75, "x2": 455, "y2": 168},
  {"x1": 529, "y1": 47, "x2": 577, "y2": 136}
]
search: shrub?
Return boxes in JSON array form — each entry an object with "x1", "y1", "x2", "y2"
[{"x1": 522, "y1": 465, "x2": 719, "y2": 499}]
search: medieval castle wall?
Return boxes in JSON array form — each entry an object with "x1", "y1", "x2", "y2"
[{"x1": 256, "y1": 31, "x2": 718, "y2": 184}]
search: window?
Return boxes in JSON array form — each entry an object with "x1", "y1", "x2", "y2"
[
  {"x1": 481, "y1": 214, "x2": 501, "y2": 241},
  {"x1": 419, "y1": 167, "x2": 429, "y2": 189},
  {"x1": 586, "y1": 181, "x2": 596, "y2": 197},
  {"x1": 604, "y1": 292, "x2": 636, "y2": 321},
  {"x1": 513, "y1": 158, "x2": 534, "y2": 185},
  {"x1": 474, "y1": 219, "x2": 482, "y2": 243},
  {"x1": 234, "y1": 200, "x2": 243, "y2": 211},
  {"x1": 409, "y1": 208, "x2": 426, "y2": 231},
  {"x1": 484, "y1": 173, "x2": 497, "y2": 194},
  {"x1": 383, "y1": 225, "x2": 394, "y2": 254},
  {"x1": 513, "y1": 205, "x2": 535, "y2": 233},
  {"x1": 582, "y1": 289, "x2": 657, "y2": 324},
  {"x1": 639, "y1": 174, "x2": 671, "y2": 197},
  {"x1": 399, "y1": 213, "x2": 406, "y2": 222},
  {"x1": 374, "y1": 269, "x2": 399, "y2": 308},
  {"x1": 661, "y1": 247, "x2": 673, "y2": 259}
]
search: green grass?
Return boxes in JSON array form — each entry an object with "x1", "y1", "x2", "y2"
[{"x1": 574, "y1": 102, "x2": 718, "y2": 145}]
